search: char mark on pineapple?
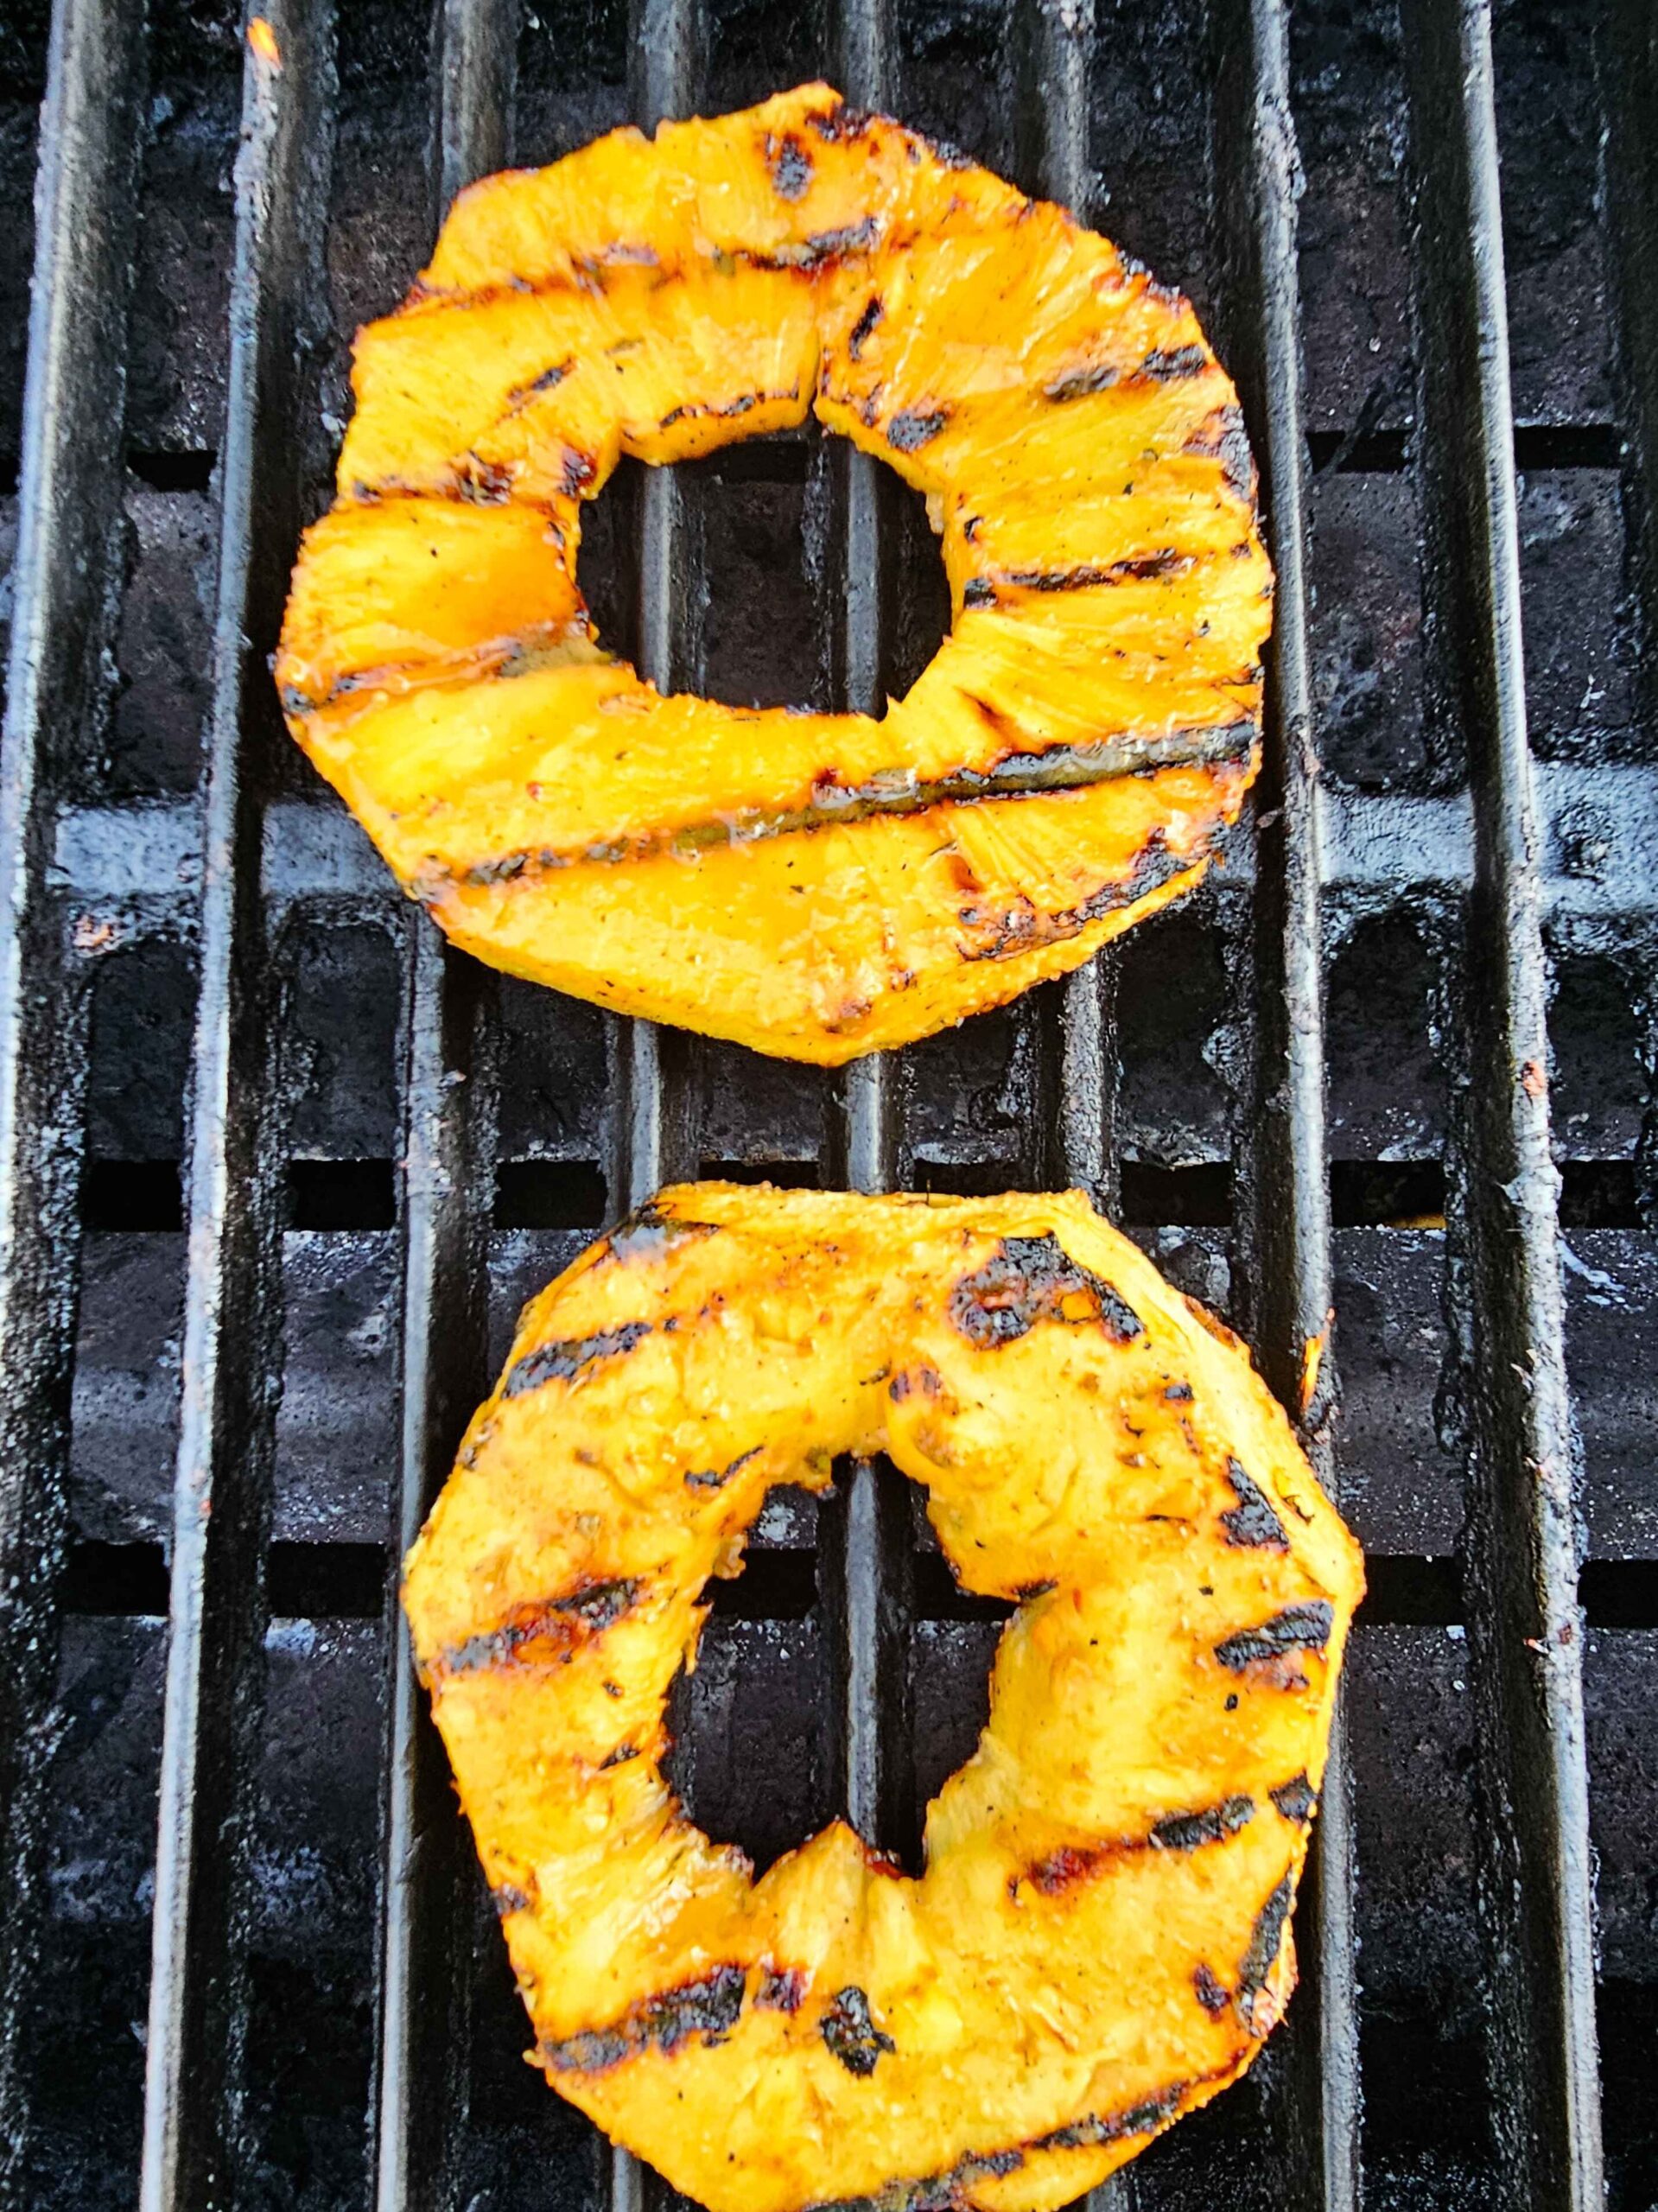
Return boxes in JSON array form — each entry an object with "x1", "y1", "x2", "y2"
[
  {"x1": 956, "y1": 829, "x2": 1205, "y2": 967},
  {"x1": 807, "y1": 2140, "x2": 1024, "y2": 2212},
  {"x1": 539, "y1": 1964, "x2": 749, "y2": 2075},
  {"x1": 807, "y1": 101, "x2": 874, "y2": 144},
  {"x1": 848, "y1": 296, "x2": 884, "y2": 359},
  {"x1": 1150, "y1": 1795, "x2": 1256, "y2": 1852},
  {"x1": 1214, "y1": 1601, "x2": 1334, "y2": 1673},
  {"x1": 756, "y1": 1966, "x2": 807, "y2": 2014},
  {"x1": 1236, "y1": 1873, "x2": 1295, "y2": 2031},
  {"x1": 659, "y1": 386, "x2": 788, "y2": 431},
  {"x1": 1043, "y1": 360, "x2": 1119, "y2": 403},
  {"x1": 1032, "y1": 2084, "x2": 1185, "y2": 2152},
  {"x1": 454, "y1": 454, "x2": 513, "y2": 503},
  {"x1": 766, "y1": 130, "x2": 813, "y2": 200},
  {"x1": 1192, "y1": 1963, "x2": 1229, "y2": 2018},
  {"x1": 1220, "y1": 1458, "x2": 1289, "y2": 1551},
  {"x1": 1185, "y1": 401, "x2": 1256, "y2": 503},
  {"x1": 820, "y1": 1986, "x2": 896, "y2": 2075},
  {"x1": 504, "y1": 1319, "x2": 651, "y2": 1396},
  {"x1": 685, "y1": 1445, "x2": 761, "y2": 1491},
  {"x1": 887, "y1": 407, "x2": 950, "y2": 453},
  {"x1": 753, "y1": 218, "x2": 881, "y2": 270},
  {"x1": 949, "y1": 1232, "x2": 1144, "y2": 1349},
  {"x1": 1139, "y1": 344, "x2": 1208, "y2": 381},
  {"x1": 504, "y1": 358, "x2": 572, "y2": 410},
  {"x1": 606, "y1": 1198, "x2": 723, "y2": 1262},
  {"x1": 961, "y1": 551, "x2": 1192, "y2": 606},
  {"x1": 434, "y1": 1576, "x2": 643, "y2": 1677},
  {"x1": 1270, "y1": 1772, "x2": 1317, "y2": 1823}
]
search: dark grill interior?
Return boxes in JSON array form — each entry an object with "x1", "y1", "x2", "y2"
[{"x1": 0, "y1": 0, "x2": 1654, "y2": 2208}]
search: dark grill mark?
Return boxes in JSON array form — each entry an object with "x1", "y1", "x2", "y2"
[
  {"x1": 1025, "y1": 1845, "x2": 1097, "y2": 1895},
  {"x1": 820, "y1": 1986, "x2": 894, "y2": 2075},
  {"x1": 1026, "y1": 1794, "x2": 1255, "y2": 1894},
  {"x1": 505, "y1": 359, "x2": 573, "y2": 410},
  {"x1": 504, "y1": 1320, "x2": 651, "y2": 1396},
  {"x1": 558, "y1": 449, "x2": 596, "y2": 497},
  {"x1": 887, "y1": 408, "x2": 950, "y2": 453},
  {"x1": 543, "y1": 2024, "x2": 630, "y2": 2073},
  {"x1": 607, "y1": 1198, "x2": 721, "y2": 1261},
  {"x1": 463, "y1": 851, "x2": 528, "y2": 887},
  {"x1": 810, "y1": 2142, "x2": 1025, "y2": 2212},
  {"x1": 963, "y1": 551, "x2": 1191, "y2": 603},
  {"x1": 541, "y1": 1963, "x2": 747, "y2": 2075},
  {"x1": 444, "y1": 724, "x2": 1253, "y2": 889},
  {"x1": 1043, "y1": 361, "x2": 1119, "y2": 403},
  {"x1": 1193, "y1": 1963, "x2": 1229, "y2": 2017},
  {"x1": 759, "y1": 218, "x2": 881, "y2": 270},
  {"x1": 756, "y1": 1966, "x2": 807, "y2": 2013},
  {"x1": 807, "y1": 101, "x2": 873, "y2": 143},
  {"x1": 600, "y1": 1742, "x2": 638, "y2": 1768},
  {"x1": 659, "y1": 388, "x2": 778, "y2": 431},
  {"x1": 1237, "y1": 1872, "x2": 1295, "y2": 2028},
  {"x1": 956, "y1": 823, "x2": 1229, "y2": 968},
  {"x1": 1150, "y1": 1795, "x2": 1255, "y2": 1852},
  {"x1": 766, "y1": 130, "x2": 812, "y2": 200},
  {"x1": 492, "y1": 1883, "x2": 532, "y2": 1918},
  {"x1": 1220, "y1": 1459, "x2": 1289, "y2": 1551},
  {"x1": 685, "y1": 1446, "x2": 761, "y2": 1492},
  {"x1": 454, "y1": 455, "x2": 512, "y2": 503},
  {"x1": 848, "y1": 296, "x2": 884, "y2": 359},
  {"x1": 949, "y1": 1231, "x2": 1144, "y2": 1350},
  {"x1": 1140, "y1": 344, "x2": 1208, "y2": 380},
  {"x1": 1215, "y1": 1601, "x2": 1335, "y2": 1673},
  {"x1": 435, "y1": 1577, "x2": 642, "y2": 1676},
  {"x1": 1032, "y1": 2086, "x2": 1184, "y2": 2152},
  {"x1": 1185, "y1": 402, "x2": 1255, "y2": 503},
  {"x1": 1165, "y1": 1379, "x2": 1193, "y2": 1402},
  {"x1": 1271, "y1": 1772, "x2": 1317, "y2": 1823}
]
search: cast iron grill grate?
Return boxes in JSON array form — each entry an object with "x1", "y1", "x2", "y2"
[{"x1": 0, "y1": 1, "x2": 1653, "y2": 2209}]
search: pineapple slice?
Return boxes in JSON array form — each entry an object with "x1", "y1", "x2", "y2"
[
  {"x1": 278, "y1": 84, "x2": 1272, "y2": 1063},
  {"x1": 403, "y1": 1185, "x2": 1364, "y2": 2212}
]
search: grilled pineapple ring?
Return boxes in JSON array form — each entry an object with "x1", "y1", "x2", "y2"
[
  {"x1": 278, "y1": 86, "x2": 1272, "y2": 1065},
  {"x1": 404, "y1": 1186, "x2": 1363, "y2": 2212}
]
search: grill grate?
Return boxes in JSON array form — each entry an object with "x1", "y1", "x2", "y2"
[{"x1": 0, "y1": 1, "x2": 1654, "y2": 2209}]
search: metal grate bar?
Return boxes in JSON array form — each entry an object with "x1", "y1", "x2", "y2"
[
  {"x1": 1210, "y1": 5, "x2": 1360, "y2": 2208},
  {"x1": 48, "y1": 765, "x2": 1658, "y2": 917},
  {"x1": 1018, "y1": 21, "x2": 1127, "y2": 2212},
  {"x1": 823, "y1": 0, "x2": 912, "y2": 1864},
  {"x1": 1399, "y1": 3, "x2": 1604, "y2": 2207},
  {"x1": 613, "y1": 0, "x2": 706, "y2": 1231},
  {"x1": 371, "y1": 4, "x2": 517, "y2": 2204},
  {"x1": 138, "y1": 3, "x2": 338, "y2": 2204},
  {"x1": 611, "y1": 12, "x2": 705, "y2": 2210},
  {"x1": 1018, "y1": 0, "x2": 1119, "y2": 1215},
  {"x1": 0, "y1": 0, "x2": 147, "y2": 2192}
]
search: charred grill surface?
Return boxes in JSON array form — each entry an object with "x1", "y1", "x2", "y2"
[{"x1": 0, "y1": 0, "x2": 1649, "y2": 2209}]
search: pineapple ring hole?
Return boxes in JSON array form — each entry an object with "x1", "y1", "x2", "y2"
[{"x1": 575, "y1": 433, "x2": 950, "y2": 715}]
